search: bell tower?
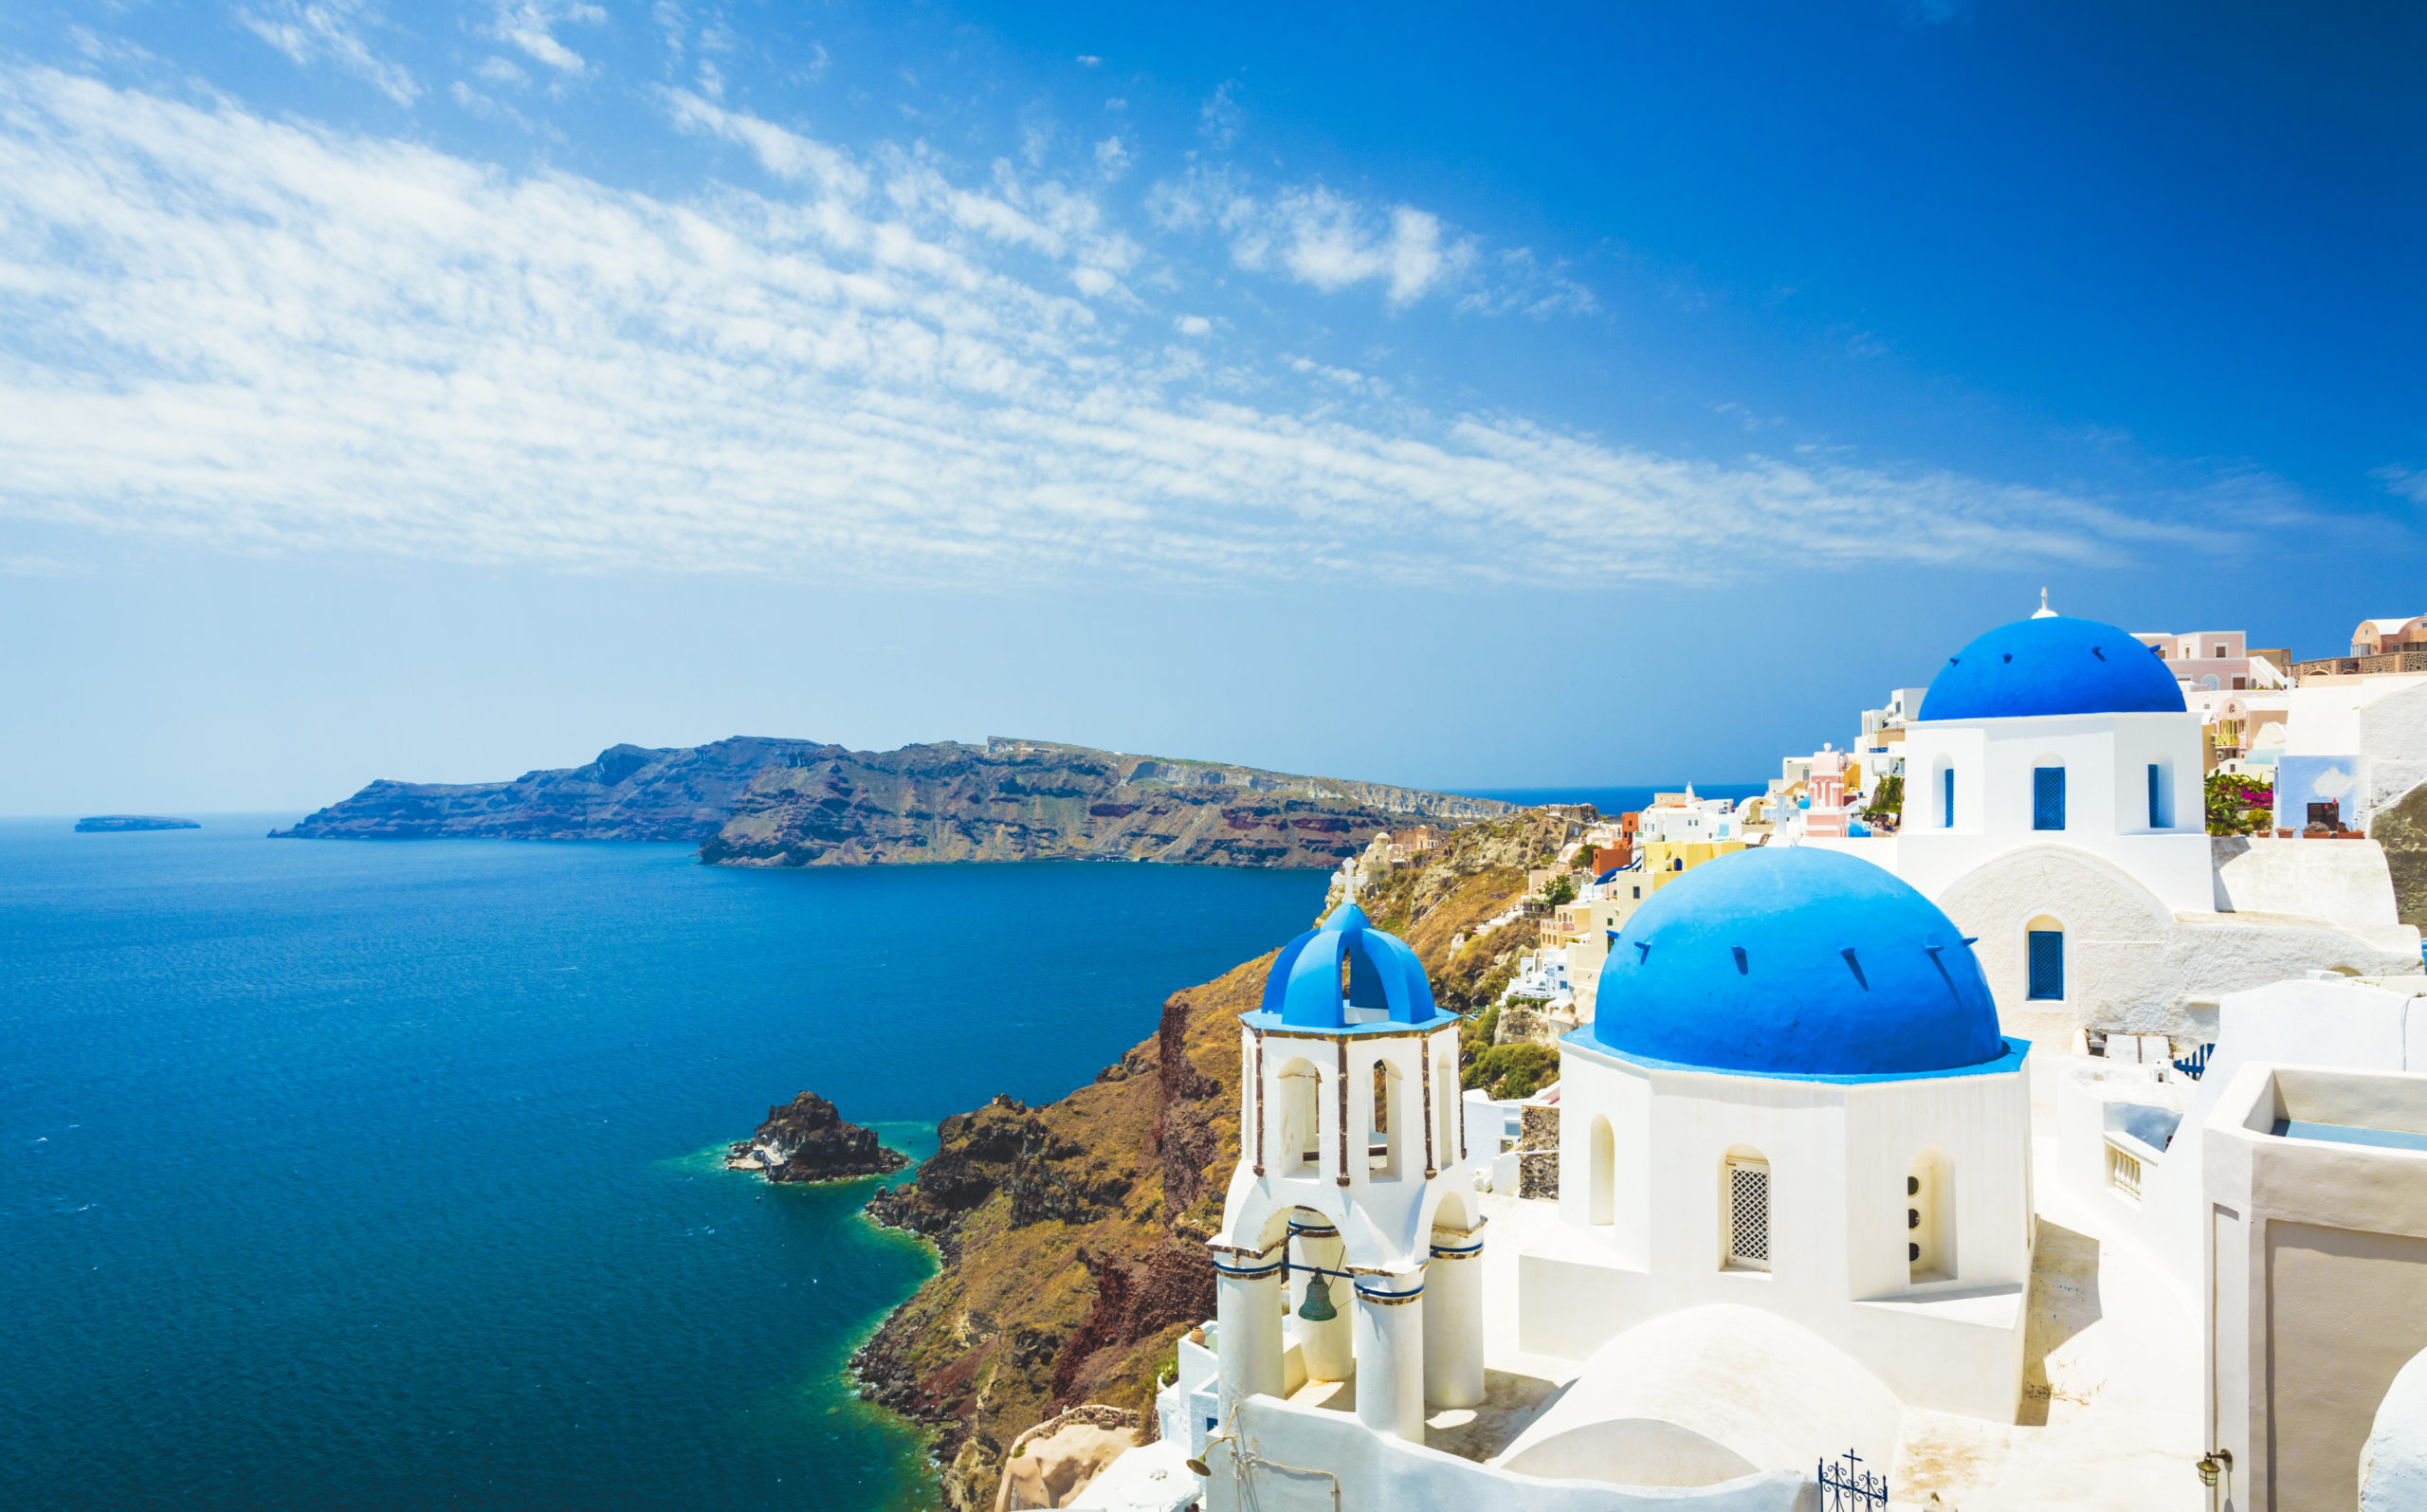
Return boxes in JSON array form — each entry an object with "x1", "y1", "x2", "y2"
[{"x1": 1205, "y1": 902, "x2": 1483, "y2": 1444}]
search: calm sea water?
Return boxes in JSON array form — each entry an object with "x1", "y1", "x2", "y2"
[{"x1": 0, "y1": 820, "x2": 1327, "y2": 1511}]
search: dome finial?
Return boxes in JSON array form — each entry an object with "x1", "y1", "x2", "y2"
[{"x1": 2032, "y1": 587, "x2": 2057, "y2": 619}]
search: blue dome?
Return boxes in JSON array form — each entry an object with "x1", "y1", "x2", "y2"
[
  {"x1": 1588, "y1": 847, "x2": 2006, "y2": 1078},
  {"x1": 1256, "y1": 902, "x2": 1442, "y2": 1030},
  {"x1": 1919, "y1": 614, "x2": 2185, "y2": 721}
]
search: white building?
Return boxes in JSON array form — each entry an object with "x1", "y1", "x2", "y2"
[
  {"x1": 1204, "y1": 902, "x2": 1483, "y2": 1447},
  {"x1": 1801, "y1": 606, "x2": 2420, "y2": 1046},
  {"x1": 1521, "y1": 847, "x2": 2033, "y2": 1428},
  {"x1": 1177, "y1": 848, "x2": 2039, "y2": 1509}
]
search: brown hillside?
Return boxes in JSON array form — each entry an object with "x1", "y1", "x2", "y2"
[{"x1": 849, "y1": 809, "x2": 1580, "y2": 1510}]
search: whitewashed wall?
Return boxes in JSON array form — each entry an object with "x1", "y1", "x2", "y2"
[{"x1": 1200, "y1": 1395, "x2": 1807, "y2": 1512}]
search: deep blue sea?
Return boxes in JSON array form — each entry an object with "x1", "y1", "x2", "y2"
[{"x1": 0, "y1": 820, "x2": 1328, "y2": 1512}]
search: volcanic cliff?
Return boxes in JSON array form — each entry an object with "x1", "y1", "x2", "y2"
[
  {"x1": 848, "y1": 809, "x2": 1579, "y2": 1511},
  {"x1": 273, "y1": 736, "x2": 1510, "y2": 867}
]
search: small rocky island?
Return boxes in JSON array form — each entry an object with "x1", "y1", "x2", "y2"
[
  {"x1": 75, "y1": 815, "x2": 200, "y2": 832},
  {"x1": 727, "y1": 1091, "x2": 909, "y2": 1183}
]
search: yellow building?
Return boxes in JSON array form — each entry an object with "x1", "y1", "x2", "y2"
[{"x1": 1638, "y1": 837, "x2": 1747, "y2": 889}]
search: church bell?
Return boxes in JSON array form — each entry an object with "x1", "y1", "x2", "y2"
[{"x1": 1297, "y1": 1272, "x2": 1337, "y2": 1322}]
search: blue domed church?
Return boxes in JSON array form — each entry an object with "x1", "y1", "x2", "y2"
[
  {"x1": 1855, "y1": 606, "x2": 2418, "y2": 1047},
  {"x1": 1515, "y1": 847, "x2": 2035, "y2": 1430}
]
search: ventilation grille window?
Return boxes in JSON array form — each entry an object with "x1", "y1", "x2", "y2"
[{"x1": 1726, "y1": 1160, "x2": 1771, "y2": 1269}]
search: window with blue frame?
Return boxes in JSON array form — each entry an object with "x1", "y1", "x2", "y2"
[
  {"x1": 2033, "y1": 767, "x2": 2067, "y2": 830},
  {"x1": 2027, "y1": 929, "x2": 2065, "y2": 1000},
  {"x1": 2147, "y1": 763, "x2": 2164, "y2": 829},
  {"x1": 1942, "y1": 766, "x2": 1955, "y2": 829}
]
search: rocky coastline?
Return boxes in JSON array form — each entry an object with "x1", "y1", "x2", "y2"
[
  {"x1": 725, "y1": 1091, "x2": 908, "y2": 1183},
  {"x1": 836, "y1": 809, "x2": 1578, "y2": 1512}
]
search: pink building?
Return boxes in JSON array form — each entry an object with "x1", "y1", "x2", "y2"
[
  {"x1": 1803, "y1": 746, "x2": 1851, "y2": 838},
  {"x1": 2129, "y1": 629, "x2": 2290, "y2": 693}
]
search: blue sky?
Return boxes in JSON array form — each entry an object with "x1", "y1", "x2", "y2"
[{"x1": 2, "y1": 1, "x2": 2422, "y2": 813}]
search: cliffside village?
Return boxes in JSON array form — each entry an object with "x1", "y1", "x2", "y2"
[{"x1": 1031, "y1": 599, "x2": 2427, "y2": 1512}]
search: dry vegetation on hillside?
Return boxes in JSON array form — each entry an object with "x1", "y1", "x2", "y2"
[{"x1": 848, "y1": 810, "x2": 1578, "y2": 1510}]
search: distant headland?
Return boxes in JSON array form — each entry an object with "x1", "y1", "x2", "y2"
[
  {"x1": 76, "y1": 815, "x2": 201, "y2": 832},
  {"x1": 270, "y1": 736, "x2": 1516, "y2": 869}
]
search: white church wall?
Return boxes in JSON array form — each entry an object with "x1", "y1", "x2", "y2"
[
  {"x1": 1932, "y1": 845, "x2": 2419, "y2": 1046},
  {"x1": 1899, "y1": 710, "x2": 2211, "y2": 913},
  {"x1": 1496, "y1": 1305, "x2": 1903, "y2": 1491},
  {"x1": 1553, "y1": 1047, "x2": 1650, "y2": 1268},
  {"x1": 1523, "y1": 1041, "x2": 2029, "y2": 1422},
  {"x1": 1226, "y1": 1024, "x2": 1470, "y2": 1272},
  {"x1": 2211, "y1": 835, "x2": 2403, "y2": 926},
  {"x1": 1200, "y1": 1395, "x2": 1807, "y2": 1512}
]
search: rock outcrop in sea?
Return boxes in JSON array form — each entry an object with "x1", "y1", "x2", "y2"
[
  {"x1": 727, "y1": 1092, "x2": 909, "y2": 1183},
  {"x1": 75, "y1": 815, "x2": 200, "y2": 832},
  {"x1": 272, "y1": 734, "x2": 1512, "y2": 868}
]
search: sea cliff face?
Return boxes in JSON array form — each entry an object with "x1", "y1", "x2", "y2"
[
  {"x1": 275, "y1": 735, "x2": 1511, "y2": 866},
  {"x1": 271, "y1": 738, "x2": 802, "y2": 842},
  {"x1": 848, "y1": 810, "x2": 1576, "y2": 1512},
  {"x1": 701, "y1": 738, "x2": 1511, "y2": 868}
]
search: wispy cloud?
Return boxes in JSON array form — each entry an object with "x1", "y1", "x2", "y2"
[
  {"x1": 1147, "y1": 167, "x2": 1589, "y2": 314},
  {"x1": 487, "y1": 0, "x2": 605, "y2": 74},
  {"x1": 0, "y1": 67, "x2": 2232, "y2": 588},
  {"x1": 2375, "y1": 465, "x2": 2427, "y2": 507},
  {"x1": 237, "y1": 0, "x2": 421, "y2": 104}
]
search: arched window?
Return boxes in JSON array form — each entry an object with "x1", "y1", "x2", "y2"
[
  {"x1": 1907, "y1": 1148, "x2": 1956, "y2": 1283},
  {"x1": 2033, "y1": 764, "x2": 2067, "y2": 830},
  {"x1": 2026, "y1": 915, "x2": 2064, "y2": 1001},
  {"x1": 1434, "y1": 1050, "x2": 1457, "y2": 1161},
  {"x1": 1276, "y1": 1059, "x2": 1322, "y2": 1178},
  {"x1": 1941, "y1": 763, "x2": 1955, "y2": 829},
  {"x1": 1588, "y1": 1115, "x2": 1615, "y2": 1227},
  {"x1": 1722, "y1": 1148, "x2": 1771, "y2": 1272},
  {"x1": 1368, "y1": 1059, "x2": 1402, "y2": 1180}
]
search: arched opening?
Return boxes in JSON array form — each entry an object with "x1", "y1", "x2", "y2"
[
  {"x1": 1588, "y1": 1115, "x2": 1615, "y2": 1227},
  {"x1": 1721, "y1": 1146, "x2": 1771, "y2": 1272},
  {"x1": 1939, "y1": 760, "x2": 1956, "y2": 830},
  {"x1": 1368, "y1": 1058, "x2": 1402, "y2": 1180},
  {"x1": 2025, "y1": 915, "x2": 2065, "y2": 1002},
  {"x1": 2145, "y1": 753, "x2": 2172, "y2": 830},
  {"x1": 1275, "y1": 1058, "x2": 1321, "y2": 1178},
  {"x1": 1434, "y1": 1049, "x2": 1456, "y2": 1163},
  {"x1": 1907, "y1": 1147, "x2": 1956, "y2": 1283},
  {"x1": 2032, "y1": 760, "x2": 2067, "y2": 831}
]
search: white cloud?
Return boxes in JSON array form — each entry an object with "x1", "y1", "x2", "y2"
[
  {"x1": 1199, "y1": 81, "x2": 1240, "y2": 149},
  {"x1": 237, "y1": 0, "x2": 420, "y2": 104},
  {"x1": 1075, "y1": 54, "x2": 1102, "y2": 68},
  {"x1": 1153, "y1": 173, "x2": 1481, "y2": 309},
  {"x1": 658, "y1": 88, "x2": 867, "y2": 195},
  {"x1": 488, "y1": 0, "x2": 604, "y2": 74},
  {"x1": 1094, "y1": 135, "x2": 1129, "y2": 177},
  {"x1": 2374, "y1": 465, "x2": 2427, "y2": 506},
  {"x1": 1174, "y1": 315, "x2": 1211, "y2": 337},
  {"x1": 475, "y1": 55, "x2": 527, "y2": 86},
  {"x1": 0, "y1": 67, "x2": 2233, "y2": 588}
]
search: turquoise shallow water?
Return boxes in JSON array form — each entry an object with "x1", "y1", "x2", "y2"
[{"x1": 0, "y1": 820, "x2": 1326, "y2": 1511}]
